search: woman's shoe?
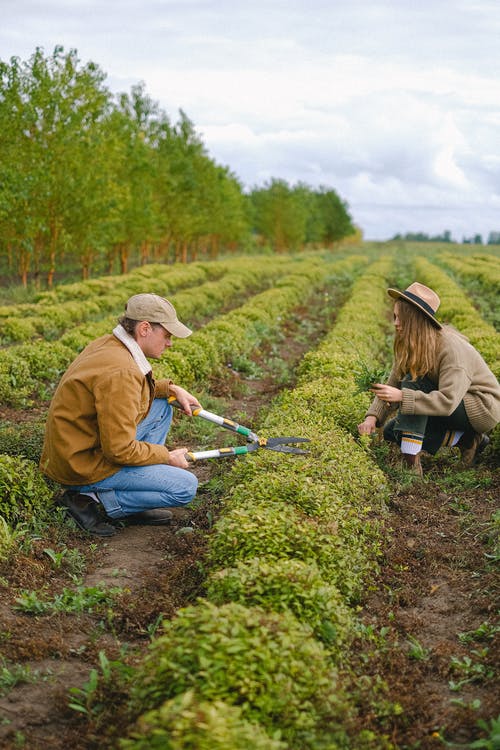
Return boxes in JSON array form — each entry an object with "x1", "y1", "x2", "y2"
[
  {"x1": 458, "y1": 432, "x2": 490, "y2": 467},
  {"x1": 401, "y1": 452, "x2": 423, "y2": 477}
]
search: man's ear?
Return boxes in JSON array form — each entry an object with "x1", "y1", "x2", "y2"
[{"x1": 136, "y1": 321, "x2": 150, "y2": 338}]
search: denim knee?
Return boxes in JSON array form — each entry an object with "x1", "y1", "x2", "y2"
[{"x1": 172, "y1": 471, "x2": 198, "y2": 505}]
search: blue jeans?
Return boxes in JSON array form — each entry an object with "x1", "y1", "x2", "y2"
[{"x1": 68, "y1": 399, "x2": 198, "y2": 519}]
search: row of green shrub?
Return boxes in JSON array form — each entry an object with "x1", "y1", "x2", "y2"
[
  {"x1": 438, "y1": 252, "x2": 500, "y2": 294},
  {"x1": 0, "y1": 255, "x2": 310, "y2": 406},
  {"x1": 297, "y1": 256, "x2": 395, "y2": 434},
  {"x1": 437, "y1": 252, "x2": 500, "y2": 331},
  {"x1": 152, "y1": 255, "x2": 367, "y2": 387},
  {"x1": 119, "y1": 259, "x2": 394, "y2": 749},
  {"x1": 0, "y1": 253, "x2": 365, "y2": 546},
  {"x1": 0, "y1": 255, "x2": 293, "y2": 344}
]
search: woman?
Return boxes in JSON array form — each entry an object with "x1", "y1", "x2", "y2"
[{"x1": 358, "y1": 282, "x2": 500, "y2": 475}]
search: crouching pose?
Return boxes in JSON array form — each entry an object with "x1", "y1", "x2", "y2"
[
  {"x1": 40, "y1": 293, "x2": 200, "y2": 536},
  {"x1": 358, "y1": 282, "x2": 500, "y2": 476}
]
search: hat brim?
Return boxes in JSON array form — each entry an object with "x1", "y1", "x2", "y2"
[
  {"x1": 159, "y1": 320, "x2": 192, "y2": 338},
  {"x1": 388, "y1": 288, "x2": 442, "y2": 329}
]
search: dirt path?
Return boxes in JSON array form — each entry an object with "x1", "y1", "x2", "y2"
[{"x1": 354, "y1": 454, "x2": 499, "y2": 748}]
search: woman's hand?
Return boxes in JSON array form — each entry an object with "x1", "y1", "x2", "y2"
[
  {"x1": 370, "y1": 383, "x2": 402, "y2": 405},
  {"x1": 169, "y1": 384, "x2": 201, "y2": 416},
  {"x1": 358, "y1": 415, "x2": 377, "y2": 435}
]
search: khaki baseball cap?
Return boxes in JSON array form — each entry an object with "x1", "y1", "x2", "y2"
[{"x1": 125, "y1": 293, "x2": 192, "y2": 338}]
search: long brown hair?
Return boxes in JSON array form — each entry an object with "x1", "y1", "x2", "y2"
[{"x1": 393, "y1": 300, "x2": 441, "y2": 379}]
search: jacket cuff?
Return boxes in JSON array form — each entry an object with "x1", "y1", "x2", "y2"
[
  {"x1": 401, "y1": 388, "x2": 416, "y2": 414},
  {"x1": 155, "y1": 379, "x2": 174, "y2": 398},
  {"x1": 366, "y1": 398, "x2": 387, "y2": 426}
]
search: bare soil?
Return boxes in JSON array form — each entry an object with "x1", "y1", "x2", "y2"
[{"x1": 0, "y1": 305, "x2": 498, "y2": 749}]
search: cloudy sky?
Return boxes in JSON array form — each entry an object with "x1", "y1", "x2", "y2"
[{"x1": 2, "y1": 0, "x2": 500, "y2": 241}]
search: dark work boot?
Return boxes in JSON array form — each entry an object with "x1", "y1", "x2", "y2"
[
  {"x1": 58, "y1": 492, "x2": 116, "y2": 536},
  {"x1": 122, "y1": 509, "x2": 174, "y2": 526}
]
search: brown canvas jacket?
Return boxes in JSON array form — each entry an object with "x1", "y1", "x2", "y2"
[{"x1": 40, "y1": 334, "x2": 172, "y2": 485}]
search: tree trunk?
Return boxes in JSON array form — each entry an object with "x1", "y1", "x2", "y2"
[
  {"x1": 120, "y1": 243, "x2": 129, "y2": 274},
  {"x1": 140, "y1": 241, "x2": 150, "y2": 265},
  {"x1": 209, "y1": 234, "x2": 219, "y2": 259},
  {"x1": 181, "y1": 241, "x2": 188, "y2": 264},
  {"x1": 18, "y1": 247, "x2": 30, "y2": 288},
  {"x1": 107, "y1": 246, "x2": 118, "y2": 274},
  {"x1": 46, "y1": 219, "x2": 59, "y2": 288}
]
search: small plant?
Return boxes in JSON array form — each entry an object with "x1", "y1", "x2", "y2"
[
  {"x1": 406, "y1": 634, "x2": 431, "y2": 661},
  {"x1": 43, "y1": 547, "x2": 87, "y2": 578},
  {"x1": 0, "y1": 516, "x2": 27, "y2": 562},
  {"x1": 69, "y1": 650, "x2": 134, "y2": 720},
  {"x1": 469, "y1": 715, "x2": 500, "y2": 749},
  {"x1": 0, "y1": 660, "x2": 43, "y2": 696},
  {"x1": 458, "y1": 621, "x2": 500, "y2": 644},
  {"x1": 448, "y1": 650, "x2": 494, "y2": 691},
  {"x1": 227, "y1": 355, "x2": 264, "y2": 379},
  {"x1": 353, "y1": 359, "x2": 390, "y2": 394},
  {"x1": 14, "y1": 584, "x2": 123, "y2": 615}
]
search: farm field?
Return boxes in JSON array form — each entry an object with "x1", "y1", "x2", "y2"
[{"x1": 0, "y1": 242, "x2": 498, "y2": 749}]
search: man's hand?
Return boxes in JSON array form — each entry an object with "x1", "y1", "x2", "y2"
[
  {"x1": 168, "y1": 447, "x2": 191, "y2": 469},
  {"x1": 169, "y1": 384, "x2": 201, "y2": 416},
  {"x1": 358, "y1": 416, "x2": 377, "y2": 435}
]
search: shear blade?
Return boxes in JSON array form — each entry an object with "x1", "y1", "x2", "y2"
[
  {"x1": 268, "y1": 445, "x2": 309, "y2": 454},
  {"x1": 265, "y1": 437, "x2": 310, "y2": 447}
]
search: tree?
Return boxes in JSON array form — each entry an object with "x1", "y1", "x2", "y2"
[{"x1": 0, "y1": 46, "x2": 114, "y2": 285}]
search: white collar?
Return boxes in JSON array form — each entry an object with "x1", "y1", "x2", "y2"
[{"x1": 112, "y1": 325, "x2": 152, "y2": 376}]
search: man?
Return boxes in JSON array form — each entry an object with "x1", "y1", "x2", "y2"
[{"x1": 40, "y1": 293, "x2": 200, "y2": 536}]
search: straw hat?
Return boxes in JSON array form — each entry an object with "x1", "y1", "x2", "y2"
[{"x1": 387, "y1": 282, "x2": 442, "y2": 329}]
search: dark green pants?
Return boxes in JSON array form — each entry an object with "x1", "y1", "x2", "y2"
[{"x1": 383, "y1": 375, "x2": 472, "y2": 455}]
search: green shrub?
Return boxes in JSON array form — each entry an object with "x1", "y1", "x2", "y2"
[
  {"x1": 121, "y1": 690, "x2": 287, "y2": 750},
  {"x1": 207, "y1": 499, "x2": 373, "y2": 603},
  {"x1": 0, "y1": 420, "x2": 46, "y2": 462},
  {"x1": 0, "y1": 454, "x2": 53, "y2": 524},
  {"x1": 131, "y1": 601, "x2": 350, "y2": 749},
  {"x1": 206, "y1": 558, "x2": 354, "y2": 655}
]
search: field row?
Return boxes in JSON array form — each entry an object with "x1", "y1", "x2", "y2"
[{"x1": 0, "y1": 253, "x2": 362, "y2": 405}]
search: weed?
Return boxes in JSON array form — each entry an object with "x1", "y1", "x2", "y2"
[
  {"x1": 0, "y1": 660, "x2": 46, "y2": 696},
  {"x1": 227, "y1": 355, "x2": 264, "y2": 379},
  {"x1": 14, "y1": 583, "x2": 123, "y2": 615},
  {"x1": 406, "y1": 634, "x2": 431, "y2": 661},
  {"x1": 469, "y1": 715, "x2": 500, "y2": 749},
  {"x1": 458, "y1": 620, "x2": 500, "y2": 644},
  {"x1": 448, "y1": 650, "x2": 494, "y2": 691},
  {"x1": 146, "y1": 614, "x2": 164, "y2": 641},
  {"x1": 68, "y1": 650, "x2": 133, "y2": 722},
  {"x1": 352, "y1": 358, "x2": 390, "y2": 394},
  {"x1": 0, "y1": 517, "x2": 27, "y2": 561}
]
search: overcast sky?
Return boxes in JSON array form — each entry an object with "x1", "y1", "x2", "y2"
[{"x1": 2, "y1": 0, "x2": 500, "y2": 241}]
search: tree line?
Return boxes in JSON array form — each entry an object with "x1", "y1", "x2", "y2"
[{"x1": 0, "y1": 47, "x2": 356, "y2": 287}]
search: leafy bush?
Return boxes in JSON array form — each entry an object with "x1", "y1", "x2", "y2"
[
  {"x1": 207, "y1": 499, "x2": 374, "y2": 603},
  {"x1": 206, "y1": 558, "x2": 354, "y2": 655},
  {"x1": 121, "y1": 690, "x2": 287, "y2": 750},
  {"x1": 0, "y1": 454, "x2": 53, "y2": 524},
  {"x1": 131, "y1": 601, "x2": 350, "y2": 749},
  {"x1": 0, "y1": 419, "x2": 46, "y2": 462}
]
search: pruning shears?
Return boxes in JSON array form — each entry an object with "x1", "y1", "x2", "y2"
[{"x1": 168, "y1": 397, "x2": 310, "y2": 462}]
